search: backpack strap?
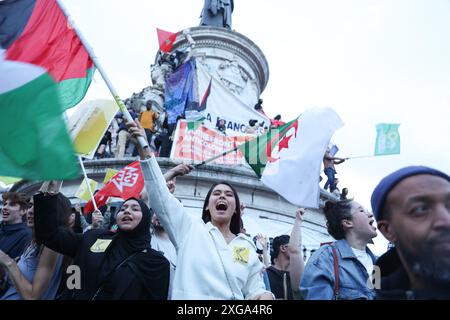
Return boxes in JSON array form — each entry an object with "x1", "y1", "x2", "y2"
[
  {"x1": 91, "y1": 251, "x2": 139, "y2": 300},
  {"x1": 331, "y1": 245, "x2": 340, "y2": 300}
]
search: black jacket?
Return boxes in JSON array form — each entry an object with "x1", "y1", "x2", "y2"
[
  {"x1": 376, "y1": 248, "x2": 450, "y2": 300},
  {"x1": 34, "y1": 193, "x2": 169, "y2": 300},
  {"x1": 0, "y1": 222, "x2": 32, "y2": 259},
  {"x1": 266, "y1": 266, "x2": 294, "y2": 300}
]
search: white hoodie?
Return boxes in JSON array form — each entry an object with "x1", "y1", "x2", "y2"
[{"x1": 141, "y1": 157, "x2": 269, "y2": 300}]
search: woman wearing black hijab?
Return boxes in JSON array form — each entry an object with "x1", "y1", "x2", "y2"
[{"x1": 33, "y1": 192, "x2": 169, "y2": 300}]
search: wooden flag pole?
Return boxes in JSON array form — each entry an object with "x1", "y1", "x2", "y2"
[
  {"x1": 78, "y1": 156, "x2": 98, "y2": 211},
  {"x1": 56, "y1": 0, "x2": 148, "y2": 150},
  {"x1": 193, "y1": 145, "x2": 241, "y2": 168}
]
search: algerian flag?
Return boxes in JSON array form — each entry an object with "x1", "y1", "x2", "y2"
[
  {"x1": 374, "y1": 123, "x2": 400, "y2": 156},
  {"x1": 239, "y1": 107, "x2": 344, "y2": 208},
  {"x1": 0, "y1": 52, "x2": 78, "y2": 180}
]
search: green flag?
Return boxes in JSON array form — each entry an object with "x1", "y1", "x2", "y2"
[
  {"x1": 187, "y1": 120, "x2": 203, "y2": 131},
  {"x1": 374, "y1": 123, "x2": 400, "y2": 156},
  {"x1": 0, "y1": 55, "x2": 78, "y2": 180}
]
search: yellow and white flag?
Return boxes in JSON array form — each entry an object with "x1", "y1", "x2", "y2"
[
  {"x1": 67, "y1": 99, "x2": 118, "y2": 159},
  {"x1": 75, "y1": 178, "x2": 98, "y2": 201}
]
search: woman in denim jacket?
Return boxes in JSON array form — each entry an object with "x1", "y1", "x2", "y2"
[{"x1": 300, "y1": 200, "x2": 378, "y2": 300}]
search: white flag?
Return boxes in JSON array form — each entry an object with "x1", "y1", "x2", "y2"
[{"x1": 260, "y1": 107, "x2": 344, "y2": 208}]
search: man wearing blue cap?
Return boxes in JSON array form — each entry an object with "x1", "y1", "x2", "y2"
[{"x1": 371, "y1": 166, "x2": 450, "y2": 299}]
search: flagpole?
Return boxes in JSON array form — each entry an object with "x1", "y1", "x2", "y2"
[
  {"x1": 78, "y1": 156, "x2": 98, "y2": 211},
  {"x1": 56, "y1": 0, "x2": 148, "y2": 150},
  {"x1": 345, "y1": 155, "x2": 374, "y2": 160},
  {"x1": 193, "y1": 145, "x2": 241, "y2": 168}
]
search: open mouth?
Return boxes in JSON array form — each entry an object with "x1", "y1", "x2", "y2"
[
  {"x1": 216, "y1": 201, "x2": 228, "y2": 211},
  {"x1": 369, "y1": 220, "x2": 376, "y2": 229},
  {"x1": 122, "y1": 216, "x2": 133, "y2": 222}
]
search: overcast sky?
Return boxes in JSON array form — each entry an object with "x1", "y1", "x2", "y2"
[{"x1": 62, "y1": 0, "x2": 450, "y2": 254}]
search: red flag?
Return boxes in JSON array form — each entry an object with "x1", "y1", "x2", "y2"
[
  {"x1": 84, "y1": 161, "x2": 144, "y2": 214},
  {"x1": 3, "y1": 0, "x2": 94, "y2": 110},
  {"x1": 156, "y1": 28, "x2": 178, "y2": 53},
  {"x1": 199, "y1": 78, "x2": 212, "y2": 111}
]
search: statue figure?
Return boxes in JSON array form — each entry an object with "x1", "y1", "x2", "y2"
[
  {"x1": 200, "y1": 0, "x2": 234, "y2": 29},
  {"x1": 151, "y1": 61, "x2": 172, "y2": 91},
  {"x1": 217, "y1": 57, "x2": 247, "y2": 95}
]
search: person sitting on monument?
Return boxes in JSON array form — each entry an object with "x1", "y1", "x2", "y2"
[
  {"x1": 270, "y1": 114, "x2": 285, "y2": 129},
  {"x1": 139, "y1": 101, "x2": 159, "y2": 150},
  {"x1": 216, "y1": 118, "x2": 227, "y2": 135},
  {"x1": 254, "y1": 99, "x2": 267, "y2": 117},
  {"x1": 244, "y1": 119, "x2": 261, "y2": 135}
]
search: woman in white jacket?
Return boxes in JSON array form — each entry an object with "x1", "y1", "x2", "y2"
[{"x1": 129, "y1": 121, "x2": 273, "y2": 300}]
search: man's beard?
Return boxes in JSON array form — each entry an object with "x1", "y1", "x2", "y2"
[
  {"x1": 396, "y1": 231, "x2": 450, "y2": 287},
  {"x1": 152, "y1": 224, "x2": 165, "y2": 232}
]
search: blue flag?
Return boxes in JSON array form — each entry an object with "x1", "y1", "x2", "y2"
[{"x1": 164, "y1": 59, "x2": 198, "y2": 124}]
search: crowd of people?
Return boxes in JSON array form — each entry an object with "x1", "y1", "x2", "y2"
[
  {"x1": 94, "y1": 100, "x2": 175, "y2": 160},
  {"x1": 99, "y1": 98, "x2": 289, "y2": 161},
  {"x1": 1, "y1": 120, "x2": 449, "y2": 300}
]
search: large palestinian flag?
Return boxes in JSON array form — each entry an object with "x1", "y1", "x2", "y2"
[
  {"x1": 0, "y1": 0, "x2": 93, "y2": 180},
  {"x1": 0, "y1": 0, "x2": 94, "y2": 109}
]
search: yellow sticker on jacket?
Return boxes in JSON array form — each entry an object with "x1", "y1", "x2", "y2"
[
  {"x1": 233, "y1": 246, "x2": 249, "y2": 264},
  {"x1": 90, "y1": 239, "x2": 112, "y2": 253}
]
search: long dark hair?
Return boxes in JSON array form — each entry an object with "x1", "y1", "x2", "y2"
[
  {"x1": 201, "y1": 181, "x2": 241, "y2": 235},
  {"x1": 31, "y1": 193, "x2": 73, "y2": 251},
  {"x1": 71, "y1": 208, "x2": 83, "y2": 234}
]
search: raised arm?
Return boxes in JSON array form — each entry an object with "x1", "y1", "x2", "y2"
[
  {"x1": 0, "y1": 247, "x2": 60, "y2": 300},
  {"x1": 333, "y1": 158, "x2": 346, "y2": 165},
  {"x1": 255, "y1": 234, "x2": 270, "y2": 267},
  {"x1": 288, "y1": 208, "x2": 305, "y2": 293},
  {"x1": 34, "y1": 193, "x2": 82, "y2": 258},
  {"x1": 128, "y1": 120, "x2": 193, "y2": 249}
]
